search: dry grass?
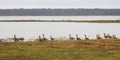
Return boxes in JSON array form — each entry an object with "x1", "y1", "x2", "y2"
[
  {"x1": 0, "y1": 20, "x2": 120, "y2": 23},
  {"x1": 0, "y1": 39, "x2": 120, "y2": 60}
]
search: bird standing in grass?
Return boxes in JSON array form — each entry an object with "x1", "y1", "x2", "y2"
[
  {"x1": 84, "y1": 34, "x2": 89, "y2": 40},
  {"x1": 69, "y1": 34, "x2": 74, "y2": 40},
  {"x1": 76, "y1": 34, "x2": 81, "y2": 40},
  {"x1": 50, "y1": 35, "x2": 54, "y2": 41},
  {"x1": 42, "y1": 34, "x2": 47, "y2": 41}
]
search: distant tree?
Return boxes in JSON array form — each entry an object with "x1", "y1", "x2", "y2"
[{"x1": 0, "y1": 8, "x2": 120, "y2": 16}]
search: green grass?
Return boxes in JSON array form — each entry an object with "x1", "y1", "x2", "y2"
[{"x1": 0, "y1": 40, "x2": 120, "y2": 60}]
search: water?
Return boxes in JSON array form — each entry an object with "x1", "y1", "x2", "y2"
[
  {"x1": 0, "y1": 22, "x2": 120, "y2": 40},
  {"x1": 0, "y1": 16, "x2": 120, "y2": 20},
  {"x1": 0, "y1": 16, "x2": 120, "y2": 41}
]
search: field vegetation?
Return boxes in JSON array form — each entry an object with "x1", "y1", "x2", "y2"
[
  {"x1": 0, "y1": 20, "x2": 120, "y2": 23},
  {"x1": 0, "y1": 39, "x2": 120, "y2": 60}
]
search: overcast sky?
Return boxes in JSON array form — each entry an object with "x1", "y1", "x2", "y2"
[{"x1": 0, "y1": 0, "x2": 120, "y2": 9}]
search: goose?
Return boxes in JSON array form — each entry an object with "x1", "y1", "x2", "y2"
[
  {"x1": 69, "y1": 34, "x2": 75, "y2": 40},
  {"x1": 50, "y1": 35, "x2": 54, "y2": 41},
  {"x1": 84, "y1": 34, "x2": 89, "y2": 40},
  {"x1": 76, "y1": 34, "x2": 81, "y2": 40}
]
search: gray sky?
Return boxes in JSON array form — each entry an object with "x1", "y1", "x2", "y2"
[{"x1": 0, "y1": 0, "x2": 120, "y2": 9}]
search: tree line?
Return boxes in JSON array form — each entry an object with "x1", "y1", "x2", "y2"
[{"x1": 0, "y1": 8, "x2": 120, "y2": 16}]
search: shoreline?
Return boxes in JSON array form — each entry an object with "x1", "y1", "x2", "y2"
[{"x1": 0, "y1": 20, "x2": 120, "y2": 23}]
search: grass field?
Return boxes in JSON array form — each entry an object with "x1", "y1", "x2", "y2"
[{"x1": 0, "y1": 39, "x2": 120, "y2": 60}]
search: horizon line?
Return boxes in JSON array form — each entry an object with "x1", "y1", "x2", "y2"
[{"x1": 0, "y1": 8, "x2": 120, "y2": 9}]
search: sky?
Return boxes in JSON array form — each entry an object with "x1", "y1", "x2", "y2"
[{"x1": 0, "y1": 0, "x2": 120, "y2": 9}]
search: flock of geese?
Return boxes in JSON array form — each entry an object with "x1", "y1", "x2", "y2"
[
  {"x1": 69, "y1": 33, "x2": 117, "y2": 40},
  {"x1": 12, "y1": 33, "x2": 118, "y2": 42}
]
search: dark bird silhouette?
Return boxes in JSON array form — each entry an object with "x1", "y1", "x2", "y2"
[
  {"x1": 96, "y1": 34, "x2": 102, "y2": 40},
  {"x1": 112, "y1": 35, "x2": 118, "y2": 39},
  {"x1": 42, "y1": 34, "x2": 47, "y2": 41},
  {"x1": 13, "y1": 35, "x2": 24, "y2": 42},
  {"x1": 39, "y1": 35, "x2": 42, "y2": 42},
  {"x1": 50, "y1": 35, "x2": 54, "y2": 41},
  {"x1": 17, "y1": 37, "x2": 24, "y2": 41},
  {"x1": 14, "y1": 35, "x2": 18, "y2": 42},
  {"x1": 84, "y1": 34, "x2": 89, "y2": 40},
  {"x1": 76, "y1": 34, "x2": 81, "y2": 40},
  {"x1": 103, "y1": 33, "x2": 108, "y2": 39},
  {"x1": 107, "y1": 34, "x2": 112, "y2": 39},
  {"x1": 69, "y1": 34, "x2": 74, "y2": 40}
]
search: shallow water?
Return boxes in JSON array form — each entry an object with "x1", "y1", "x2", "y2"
[
  {"x1": 0, "y1": 16, "x2": 120, "y2": 20},
  {"x1": 0, "y1": 22, "x2": 120, "y2": 40}
]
